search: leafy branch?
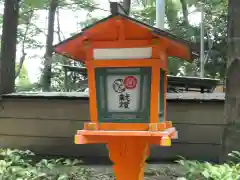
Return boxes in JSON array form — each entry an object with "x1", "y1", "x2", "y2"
[{"x1": 15, "y1": 9, "x2": 34, "y2": 79}]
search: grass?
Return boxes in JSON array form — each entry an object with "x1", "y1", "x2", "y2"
[{"x1": 0, "y1": 148, "x2": 238, "y2": 180}]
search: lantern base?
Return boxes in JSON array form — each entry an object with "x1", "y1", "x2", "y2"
[
  {"x1": 74, "y1": 128, "x2": 177, "y2": 180},
  {"x1": 75, "y1": 128, "x2": 177, "y2": 145},
  {"x1": 83, "y1": 121, "x2": 173, "y2": 131},
  {"x1": 107, "y1": 138, "x2": 149, "y2": 180}
]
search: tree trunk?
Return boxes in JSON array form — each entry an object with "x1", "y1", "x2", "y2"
[
  {"x1": 180, "y1": 0, "x2": 189, "y2": 26},
  {"x1": 222, "y1": 0, "x2": 240, "y2": 161},
  {"x1": 41, "y1": 0, "x2": 58, "y2": 91},
  {"x1": 56, "y1": 8, "x2": 69, "y2": 91},
  {"x1": 0, "y1": 0, "x2": 20, "y2": 94},
  {"x1": 123, "y1": 0, "x2": 131, "y2": 15}
]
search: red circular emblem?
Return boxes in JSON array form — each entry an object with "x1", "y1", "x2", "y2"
[{"x1": 123, "y1": 76, "x2": 137, "y2": 89}]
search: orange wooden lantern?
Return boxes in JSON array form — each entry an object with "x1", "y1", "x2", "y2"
[{"x1": 54, "y1": 14, "x2": 197, "y2": 180}]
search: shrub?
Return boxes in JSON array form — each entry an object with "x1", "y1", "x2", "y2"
[
  {"x1": 176, "y1": 151, "x2": 240, "y2": 180},
  {"x1": 0, "y1": 148, "x2": 91, "y2": 180}
]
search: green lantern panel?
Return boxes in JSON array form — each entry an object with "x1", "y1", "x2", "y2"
[
  {"x1": 95, "y1": 67, "x2": 151, "y2": 123},
  {"x1": 159, "y1": 69, "x2": 165, "y2": 122}
]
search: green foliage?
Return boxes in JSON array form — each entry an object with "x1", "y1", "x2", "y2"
[
  {"x1": 0, "y1": 0, "x2": 99, "y2": 92},
  {"x1": 0, "y1": 148, "x2": 92, "y2": 180},
  {"x1": 0, "y1": 15, "x2": 2, "y2": 28},
  {"x1": 20, "y1": 0, "x2": 96, "y2": 11},
  {"x1": 16, "y1": 64, "x2": 31, "y2": 86},
  {"x1": 176, "y1": 151, "x2": 240, "y2": 180},
  {"x1": 21, "y1": 0, "x2": 48, "y2": 9},
  {"x1": 133, "y1": 0, "x2": 227, "y2": 79},
  {"x1": 228, "y1": 151, "x2": 240, "y2": 163},
  {"x1": 15, "y1": 64, "x2": 39, "y2": 92},
  {"x1": 48, "y1": 54, "x2": 86, "y2": 92},
  {"x1": 0, "y1": 0, "x2": 229, "y2": 91}
]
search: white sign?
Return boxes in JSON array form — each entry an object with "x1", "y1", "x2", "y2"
[
  {"x1": 93, "y1": 47, "x2": 152, "y2": 60},
  {"x1": 106, "y1": 75, "x2": 141, "y2": 112}
]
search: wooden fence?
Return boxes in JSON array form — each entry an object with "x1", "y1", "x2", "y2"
[{"x1": 0, "y1": 92, "x2": 225, "y2": 162}]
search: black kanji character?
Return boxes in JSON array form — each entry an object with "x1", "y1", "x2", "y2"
[{"x1": 119, "y1": 93, "x2": 131, "y2": 109}]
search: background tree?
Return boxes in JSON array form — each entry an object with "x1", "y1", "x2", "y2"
[
  {"x1": 122, "y1": 0, "x2": 131, "y2": 15},
  {"x1": 0, "y1": 0, "x2": 20, "y2": 94},
  {"x1": 132, "y1": 0, "x2": 227, "y2": 79},
  {"x1": 0, "y1": 0, "x2": 228, "y2": 92},
  {"x1": 41, "y1": 0, "x2": 58, "y2": 91},
  {"x1": 38, "y1": 0, "x2": 97, "y2": 91},
  {"x1": 222, "y1": 0, "x2": 240, "y2": 161}
]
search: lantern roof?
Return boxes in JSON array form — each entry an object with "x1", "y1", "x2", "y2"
[{"x1": 53, "y1": 13, "x2": 199, "y2": 63}]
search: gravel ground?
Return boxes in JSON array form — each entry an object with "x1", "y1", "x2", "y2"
[{"x1": 80, "y1": 163, "x2": 185, "y2": 180}]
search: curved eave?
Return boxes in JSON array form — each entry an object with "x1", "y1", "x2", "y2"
[{"x1": 53, "y1": 14, "x2": 199, "y2": 62}]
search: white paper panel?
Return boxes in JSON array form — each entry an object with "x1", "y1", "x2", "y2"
[
  {"x1": 93, "y1": 47, "x2": 152, "y2": 60},
  {"x1": 106, "y1": 75, "x2": 141, "y2": 112}
]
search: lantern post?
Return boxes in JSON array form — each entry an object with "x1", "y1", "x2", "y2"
[{"x1": 54, "y1": 13, "x2": 197, "y2": 180}]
